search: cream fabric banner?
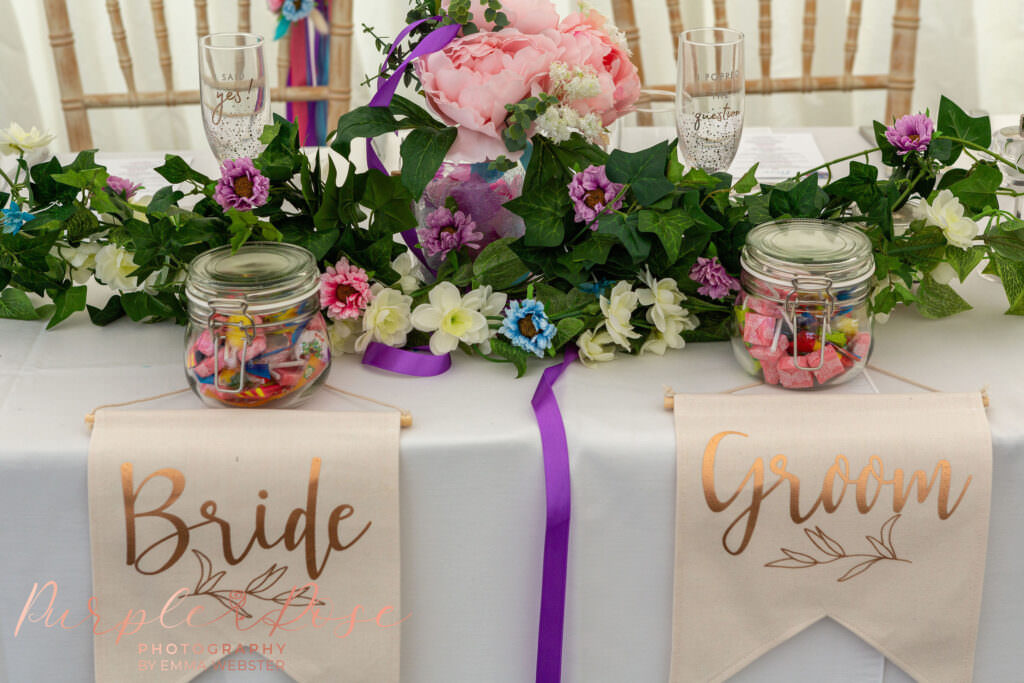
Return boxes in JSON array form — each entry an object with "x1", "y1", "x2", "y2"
[
  {"x1": 88, "y1": 410, "x2": 401, "y2": 683},
  {"x1": 670, "y1": 393, "x2": 991, "y2": 683}
]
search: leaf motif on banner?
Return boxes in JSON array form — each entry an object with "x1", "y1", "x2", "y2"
[
  {"x1": 765, "y1": 514, "x2": 910, "y2": 582},
  {"x1": 182, "y1": 549, "x2": 324, "y2": 619}
]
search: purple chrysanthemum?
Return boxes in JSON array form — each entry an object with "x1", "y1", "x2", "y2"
[
  {"x1": 420, "y1": 207, "x2": 484, "y2": 258},
  {"x1": 884, "y1": 113, "x2": 934, "y2": 155},
  {"x1": 568, "y1": 165, "x2": 624, "y2": 226},
  {"x1": 214, "y1": 158, "x2": 270, "y2": 211},
  {"x1": 689, "y1": 256, "x2": 740, "y2": 300},
  {"x1": 105, "y1": 175, "x2": 142, "y2": 199}
]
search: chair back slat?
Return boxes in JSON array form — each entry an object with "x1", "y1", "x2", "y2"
[
  {"x1": 843, "y1": 0, "x2": 863, "y2": 89},
  {"x1": 886, "y1": 0, "x2": 920, "y2": 121},
  {"x1": 238, "y1": 0, "x2": 251, "y2": 33},
  {"x1": 612, "y1": 0, "x2": 920, "y2": 124},
  {"x1": 758, "y1": 0, "x2": 772, "y2": 91},
  {"x1": 44, "y1": 0, "x2": 93, "y2": 150},
  {"x1": 612, "y1": 0, "x2": 645, "y2": 84},
  {"x1": 712, "y1": 0, "x2": 728, "y2": 27},
  {"x1": 666, "y1": 1, "x2": 684, "y2": 54},
  {"x1": 194, "y1": 0, "x2": 209, "y2": 40},
  {"x1": 150, "y1": 0, "x2": 175, "y2": 97},
  {"x1": 800, "y1": 0, "x2": 816, "y2": 91},
  {"x1": 277, "y1": 29, "x2": 292, "y2": 91},
  {"x1": 327, "y1": 0, "x2": 354, "y2": 128},
  {"x1": 104, "y1": 0, "x2": 137, "y2": 99}
]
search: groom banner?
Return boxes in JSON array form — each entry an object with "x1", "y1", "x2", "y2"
[
  {"x1": 86, "y1": 410, "x2": 402, "y2": 682},
  {"x1": 670, "y1": 393, "x2": 991, "y2": 683}
]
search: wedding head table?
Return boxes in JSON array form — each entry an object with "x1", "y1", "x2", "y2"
[{"x1": 2, "y1": 126, "x2": 1023, "y2": 683}]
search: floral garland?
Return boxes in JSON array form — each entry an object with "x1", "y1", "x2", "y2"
[{"x1": 2, "y1": 0, "x2": 1024, "y2": 377}]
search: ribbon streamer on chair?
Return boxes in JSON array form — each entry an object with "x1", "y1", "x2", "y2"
[{"x1": 284, "y1": 0, "x2": 331, "y2": 146}]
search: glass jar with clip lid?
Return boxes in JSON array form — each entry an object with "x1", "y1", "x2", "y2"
[
  {"x1": 184, "y1": 242, "x2": 330, "y2": 407},
  {"x1": 730, "y1": 219, "x2": 875, "y2": 389}
]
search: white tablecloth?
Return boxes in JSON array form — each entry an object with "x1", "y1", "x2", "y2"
[{"x1": 1, "y1": 128, "x2": 1022, "y2": 683}]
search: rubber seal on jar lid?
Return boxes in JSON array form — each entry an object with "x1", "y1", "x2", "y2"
[
  {"x1": 740, "y1": 218, "x2": 874, "y2": 289},
  {"x1": 185, "y1": 242, "x2": 321, "y2": 321}
]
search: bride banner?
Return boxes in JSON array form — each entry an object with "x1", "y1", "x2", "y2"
[
  {"x1": 669, "y1": 393, "x2": 991, "y2": 683},
  {"x1": 87, "y1": 410, "x2": 401, "y2": 682}
]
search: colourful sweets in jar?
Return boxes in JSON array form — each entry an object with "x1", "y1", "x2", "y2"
[
  {"x1": 184, "y1": 243, "x2": 330, "y2": 408},
  {"x1": 730, "y1": 219, "x2": 875, "y2": 389}
]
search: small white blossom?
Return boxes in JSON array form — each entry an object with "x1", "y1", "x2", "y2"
[
  {"x1": 53, "y1": 242, "x2": 102, "y2": 284},
  {"x1": 463, "y1": 284, "x2": 508, "y2": 316},
  {"x1": 391, "y1": 251, "x2": 423, "y2": 294},
  {"x1": 411, "y1": 281, "x2": 489, "y2": 355},
  {"x1": 913, "y1": 189, "x2": 979, "y2": 250},
  {"x1": 93, "y1": 244, "x2": 140, "y2": 292},
  {"x1": 328, "y1": 318, "x2": 362, "y2": 354},
  {"x1": 599, "y1": 280, "x2": 640, "y2": 349},
  {"x1": 637, "y1": 269, "x2": 686, "y2": 333},
  {"x1": 577, "y1": 327, "x2": 616, "y2": 366},
  {"x1": 356, "y1": 284, "x2": 413, "y2": 352},
  {"x1": 930, "y1": 261, "x2": 958, "y2": 285},
  {"x1": 0, "y1": 123, "x2": 55, "y2": 156}
]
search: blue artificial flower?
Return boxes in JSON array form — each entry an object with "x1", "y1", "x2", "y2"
[
  {"x1": 281, "y1": 0, "x2": 314, "y2": 21},
  {"x1": 576, "y1": 279, "x2": 614, "y2": 296},
  {"x1": 1, "y1": 201, "x2": 34, "y2": 235},
  {"x1": 500, "y1": 299, "x2": 557, "y2": 357}
]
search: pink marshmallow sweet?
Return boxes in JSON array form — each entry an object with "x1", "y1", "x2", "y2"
[
  {"x1": 778, "y1": 355, "x2": 814, "y2": 388},
  {"x1": 813, "y1": 345, "x2": 846, "y2": 384},
  {"x1": 746, "y1": 296, "x2": 779, "y2": 316},
  {"x1": 850, "y1": 332, "x2": 872, "y2": 360},
  {"x1": 742, "y1": 312, "x2": 778, "y2": 346}
]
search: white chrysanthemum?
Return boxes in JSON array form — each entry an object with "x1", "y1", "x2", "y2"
[
  {"x1": 356, "y1": 284, "x2": 413, "y2": 352},
  {"x1": 328, "y1": 318, "x2": 361, "y2": 354},
  {"x1": 391, "y1": 251, "x2": 423, "y2": 294},
  {"x1": 93, "y1": 244, "x2": 140, "y2": 292},
  {"x1": 411, "y1": 281, "x2": 489, "y2": 355},
  {"x1": 0, "y1": 122, "x2": 55, "y2": 155},
  {"x1": 599, "y1": 280, "x2": 640, "y2": 349},
  {"x1": 913, "y1": 189, "x2": 979, "y2": 250},
  {"x1": 577, "y1": 327, "x2": 616, "y2": 366}
]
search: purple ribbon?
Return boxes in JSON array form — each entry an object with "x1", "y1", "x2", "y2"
[
  {"x1": 532, "y1": 346, "x2": 578, "y2": 683},
  {"x1": 361, "y1": 341, "x2": 452, "y2": 376},
  {"x1": 365, "y1": 17, "x2": 459, "y2": 272}
]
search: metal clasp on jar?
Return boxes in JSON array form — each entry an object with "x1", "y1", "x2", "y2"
[
  {"x1": 781, "y1": 275, "x2": 835, "y2": 371},
  {"x1": 207, "y1": 298, "x2": 255, "y2": 394}
]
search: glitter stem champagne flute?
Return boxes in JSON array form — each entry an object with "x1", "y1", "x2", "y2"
[
  {"x1": 675, "y1": 28, "x2": 745, "y2": 173},
  {"x1": 199, "y1": 33, "x2": 270, "y2": 163}
]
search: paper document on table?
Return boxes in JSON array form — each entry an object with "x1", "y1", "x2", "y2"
[
  {"x1": 96, "y1": 154, "x2": 191, "y2": 194},
  {"x1": 727, "y1": 131, "x2": 825, "y2": 182}
]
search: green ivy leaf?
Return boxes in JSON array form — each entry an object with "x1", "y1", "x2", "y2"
[
  {"x1": 936, "y1": 95, "x2": 991, "y2": 164},
  {"x1": 872, "y1": 120, "x2": 902, "y2": 166},
  {"x1": 985, "y1": 225, "x2": 1024, "y2": 261},
  {"x1": 995, "y1": 256, "x2": 1024, "y2": 315},
  {"x1": 638, "y1": 208, "x2": 693, "y2": 263},
  {"x1": 566, "y1": 234, "x2": 617, "y2": 266},
  {"x1": 473, "y1": 238, "x2": 530, "y2": 289},
  {"x1": 606, "y1": 141, "x2": 674, "y2": 205},
  {"x1": 331, "y1": 106, "x2": 399, "y2": 158},
  {"x1": 47, "y1": 285, "x2": 87, "y2": 329},
  {"x1": 87, "y1": 295, "x2": 126, "y2": 326},
  {"x1": 947, "y1": 162, "x2": 1001, "y2": 213},
  {"x1": 0, "y1": 287, "x2": 40, "y2": 320},
  {"x1": 506, "y1": 185, "x2": 570, "y2": 247},
  {"x1": 945, "y1": 244, "x2": 986, "y2": 281},
  {"x1": 914, "y1": 274, "x2": 972, "y2": 319},
  {"x1": 154, "y1": 155, "x2": 211, "y2": 185},
  {"x1": 733, "y1": 163, "x2": 760, "y2": 194},
  {"x1": 550, "y1": 316, "x2": 584, "y2": 351},
  {"x1": 489, "y1": 336, "x2": 530, "y2": 378},
  {"x1": 596, "y1": 212, "x2": 651, "y2": 263},
  {"x1": 399, "y1": 126, "x2": 457, "y2": 200},
  {"x1": 64, "y1": 206, "x2": 102, "y2": 243}
]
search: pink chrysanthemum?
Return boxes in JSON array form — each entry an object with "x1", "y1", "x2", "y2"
[
  {"x1": 884, "y1": 113, "x2": 934, "y2": 155},
  {"x1": 568, "y1": 165, "x2": 624, "y2": 226},
  {"x1": 106, "y1": 175, "x2": 142, "y2": 199},
  {"x1": 319, "y1": 257, "x2": 372, "y2": 320},
  {"x1": 214, "y1": 158, "x2": 270, "y2": 211},
  {"x1": 689, "y1": 256, "x2": 740, "y2": 300},
  {"x1": 420, "y1": 207, "x2": 484, "y2": 258}
]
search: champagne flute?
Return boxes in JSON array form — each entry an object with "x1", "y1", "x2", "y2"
[
  {"x1": 199, "y1": 33, "x2": 270, "y2": 163},
  {"x1": 675, "y1": 28, "x2": 745, "y2": 173}
]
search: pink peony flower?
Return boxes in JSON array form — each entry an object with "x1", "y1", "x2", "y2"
[
  {"x1": 319, "y1": 258, "x2": 372, "y2": 320},
  {"x1": 443, "y1": 0, "x2": 560, "y2": 34},
  {"x1": 106, "y1": 175, "x2": 142, "y2": 199},
  {"x1": 689, "y1": 256, "x2": 740, "y2": 300},
  {"x1": 417, "y1": 29, "x2": 561, "y2": 160},
  {"x1": 885, "y1": 113, "x2": 934, "y2": 155},
  {"x1": 568, "y1": 165, "x2": 624, "y2": 225},
  {"x1": 214, "y1": 158, "x2": 270, "y2": 211},
  {"x1": 420, "y1": 207, "x2": 484, "y2": 258},
  {"x1": 266, "y1": 0, "x2": 285, "y2": 11},
  {"x1": 554, "y1": 11, "x2": 641, "y2": 126}
]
